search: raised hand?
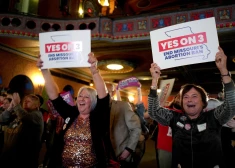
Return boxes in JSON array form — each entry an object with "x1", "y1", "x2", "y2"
[
  {"x1": 36, "y1": 54, "x2": 44, "y2": 69},
  {"x1": 88, "y1": 52, "x2": 99, "y2": 75},
  {"x1": 12, "y1": 92, "x2": 21, "y2": 107},
  {"x1": 215, "y1": 46, "x2": 227, "y2": 74},
  {"x1": 150, "y1": 63, "x2": 161, "y2": 80}
]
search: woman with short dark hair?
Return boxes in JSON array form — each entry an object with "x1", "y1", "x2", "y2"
[{"x1": 148, "y1": 47, "x2": 235, "y2": 168}]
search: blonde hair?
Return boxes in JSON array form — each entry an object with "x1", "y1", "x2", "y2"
[{"x1": 77, "y1": 86, "x2": 97, "y2": 111}]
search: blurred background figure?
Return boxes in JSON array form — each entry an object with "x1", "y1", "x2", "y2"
[
  {"x1": 221, "y1": 117, "x2": 235, "y2": 168},
  {"x1": 205, "y1": 98, "x2": 235, "y2": 168},
  {"x1": 0, "y1": 93, "x2": 43, "y2": 168},
  {"x1": 157, "y1": 93, "x2": 182, "y2": 168},
  {"x1": 129, "y1": 85, "x2": 149, "y2": 167},
  {"x1": 0, "y1": 97, "x2": 12, "y2": 153},
  {"x1": 0, "y1": 93, "x2": 7, "y2": 113},
  {"x1": 107, "y1": 83, "x2": 141, "y2": 168}
]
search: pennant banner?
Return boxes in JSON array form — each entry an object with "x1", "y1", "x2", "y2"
[
  {"x1": 117, "y1": 77, "x2": 140, "y2": 90},
  {"x1": 60, "y1": 91, "x2": 75, "y2": 106}
]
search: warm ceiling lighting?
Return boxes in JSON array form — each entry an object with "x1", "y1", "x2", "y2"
[
  {"x1": 78, "y1": 1, "x2": 84, "y2": 18},
  {"x1": 107, "y1": 64, "x2": 123, "y2": 70},
  {"x1": 128, "y1": 95, "x2": 134, "y2": 102},
  {"x1": 98, "y1": 0, "x2": 109, "y2": 6},
  {"x1": 98, "y1": 59, "x2": 135, "y2": 73}
]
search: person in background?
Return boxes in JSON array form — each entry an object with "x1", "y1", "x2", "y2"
[
  {"x1": 36, "y1": 94, "x2": 50, "y2": 168},
  {"x1": 107, "y1": 83, "x2": 141, "y2": 168},
  {"x1": 156, "y1": 93, "x2": 182, "y2": 168},
  {"x1": 129, "y1": 85, "x2": 148, "y2": 167},
  {"x1": 0, "y1": 98, "x2": 13, "y2": 122},
  {"x1": 36, "y1": 94, "x2": 49, "y2": 143},
  {"x1": 222, "y1": 117, "x2": 235, "y2": 168},
  {"x1": 0, "y1": 93, "x2": 44, "y2": 168},
  {"x1": 205, "y1": 98, "x2": 235, "y2": 168},
  {"x1": 37, "y1": 52, "x2": 114, "y2": 168},
  {"x1": 148, "y1": 46, "x2": 235, "y2": 168},
  {"x1": 0, "y1": 93, "x2": 7, "y2": 113},
  {"x1": 38, "y1": 99, "x2": 65, "y2": 168},
  {"x1": 0, "y1": 97, "x2": 12, "y2": 153}
]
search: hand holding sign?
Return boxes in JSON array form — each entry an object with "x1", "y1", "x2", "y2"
[
  {"x1": 36, "y1": 54, "x2": 43, "y2": 69},
  {"x1": 150, "y1": 17, "x2": 219, "y2": 69},
  {"x1": 215, "y1": 46, "x2": 227, "y2": 73},
  {"x1": 88, "y1": 52, "x2": 99, "y2": 75},
  {"x1": 39, "y1": 30, "x2": 91, "y2": 69}
]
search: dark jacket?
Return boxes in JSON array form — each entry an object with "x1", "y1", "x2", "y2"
[
  {"x1": 148, "y1": 81, "x2": 235, "y2": 168},
  {"x1": 221, "y1": 126, "x2": 235, "y2": 168},
  {"x1": 48, "y1": 94, "x2": 112, "y2": 168},
  {"x1": 0, "y1": 105, "x2": 44, "y2": 168}
]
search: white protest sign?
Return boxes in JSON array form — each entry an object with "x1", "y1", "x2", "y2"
[
  {"x1": 150, "y1": 17, "x2": 219, "y2": 69},
  {"x1": 39, "y1": 30, "x2": 91, "y2": 69}
]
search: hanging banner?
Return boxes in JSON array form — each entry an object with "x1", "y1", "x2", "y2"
[
  {"x1": 39, "y1": 30, "x2": 91, "y2": 69},
  {"x1": 117, "y1": 77, "x2": 140, "y2": 90},
  {"x1": 158, "y1": 78, "x2": 175, "y2": 106},
  {"x1": 150, "y1": 17, "x2": 219, "y2": 69}
]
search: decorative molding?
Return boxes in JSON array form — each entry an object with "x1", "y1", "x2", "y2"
[{"x1": 0, "y1": 4, "x2": 234, "y2": 41}]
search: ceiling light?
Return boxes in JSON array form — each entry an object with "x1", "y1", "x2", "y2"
[
  {"x1": 78, "y1": 1, "x2": 84, "y2": 18},
  {"x1": 98, "y1": 0, "x2": 109, "y2": 6},
  {"x1": 138, "y1": 75, "x2": 168, "y2": 80},
  {"x1": 98, "y1": 0, "x2": 115, "y2": 15},
  {"x1": 107, "y1": 64, "x2": 123, "y2": 70},
  {"x1": 98, "y1": 59, "x2": 135, "y2": 73}
]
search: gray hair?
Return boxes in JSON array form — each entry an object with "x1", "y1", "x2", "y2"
[
  {"x1": 77, "y1": 86, "x2": 97, "y2": 111},
  {"x1": 204, "y1": 98, "x2": 222, "y2": 112}
]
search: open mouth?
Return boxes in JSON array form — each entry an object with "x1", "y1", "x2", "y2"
[
  {"x1": 187, "y1": 105, "x2": 195, "y2": 108},
  {"x1": 79, "y1": 102, "x2": 85, "y2": 106}
]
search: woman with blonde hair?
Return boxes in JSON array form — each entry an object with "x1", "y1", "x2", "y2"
[{"x1": 37, "y1": 52, "x2": 113, "y2": 168}]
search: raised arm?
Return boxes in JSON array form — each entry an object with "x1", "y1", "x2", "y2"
[
  {"x1": 136, "y1": 83, "x2": 142, "y2": 104},
  {"x1": 215, "y1": 46, "x2": 231, "y2": 84},
  {"x1": 36, "y1": 56, "x2": 59, "y2": 100},
  {"x1": 214, "y1": 46, "x2": 235, "y2": 124},
  {"x1": 148, "y1": 63, "x2": 173, "y2": 126},
  {"x1": 88, "y1": 52, "x2": 107, "y2": 99},
  {"x1": 116, "y1": 88, "x2": 121, "y2": 101},
  {"x1": 136, "y1": 84, "x2": 145, "y2": 122},
  {"x1": 150, "y1": 63, "x2": 161, "y2": 88}
]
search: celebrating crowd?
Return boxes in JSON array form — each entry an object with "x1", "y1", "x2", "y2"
[{"x1": 0, "y1": 46, "x2": 234, "y2": 168}]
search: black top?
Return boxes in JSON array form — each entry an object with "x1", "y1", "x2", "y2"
[{"x1": 48, "y1": 94, "x2": 112, "y2": 168}]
